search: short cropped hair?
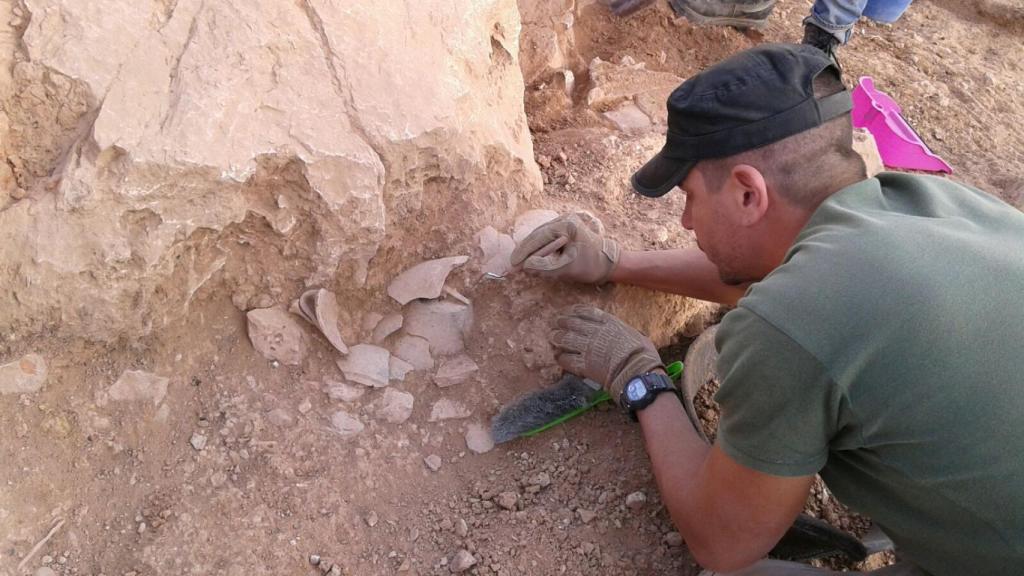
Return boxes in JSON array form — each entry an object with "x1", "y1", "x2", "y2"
[{"x1": 697, "y1": 70, "x2": 866, "y2": 208}]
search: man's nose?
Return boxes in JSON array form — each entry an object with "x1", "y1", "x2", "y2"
[{"x1": 681, "y1": 200, "x2": 693, "y2": 231}]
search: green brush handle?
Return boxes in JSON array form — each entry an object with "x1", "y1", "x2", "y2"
[{"x1": 521, "y1": 361, "x2": 685, "y2": 438}]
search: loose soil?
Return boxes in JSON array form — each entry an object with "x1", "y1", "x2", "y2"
[{"x1": 2, "y1": 1, "x2": 1022, "y2": 575}]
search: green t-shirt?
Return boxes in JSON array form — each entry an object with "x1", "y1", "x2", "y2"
[{"x1": 714, "y1": 173, "x2": 1024, "y2": 575}]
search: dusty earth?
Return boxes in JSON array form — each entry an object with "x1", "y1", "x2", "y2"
[{"x1": 3, "y1": 1, "x2": 1023, "y2": 575}]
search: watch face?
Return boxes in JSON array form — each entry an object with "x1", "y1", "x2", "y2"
[{"x1": 626, "y1": 378, "x2": 647, "y2": 402}]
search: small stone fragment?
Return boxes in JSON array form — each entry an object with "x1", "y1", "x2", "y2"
[
  {"x1": 309, "y1": 554, "x2": 321, "y2": 566},
  {"x1": 266, "y1": 408, "x2": 294, "y2": 428},
  {"x1": 455, "y1": 518, "x2": 469, "y2": 538},
  {"x1": 108, "y1": 370, "x2": 169, "y2": 405},
  {"x1": 450, "y1": 549, "x2": 477, "y2": 573},
  {"x1": 528, "y1": 471, "x2": 552, "y2": 488},
  {"x1": 246, "y1": 307, "x2": 307, "y2": 365},
  {"x1": 495, "y1": 491, "x2": 518, "y2": 511},
  {"x1": 389, "y1": 356, "x2": 415, "y2": 381},
  {"x1": 625, "y1": 491, "x2": 647, "y2": 510},
  {"x1": 512, "y1": 209, "x2": 559, "y2": 243},
  {"x1": 387, "y1": 256, "x2": 469, "y2": 305},
  {"x1": 578, "y1": 509, "x2": 597, "y2": 524},
  {"x1": 404, "y1": 300, "x2": 473, "y2": 356},
  {"x1": 372, "y1": 312, "x2": 404, "y2": 343},
  {"x1": 298, "y1": 398, "x2": 313, "y2": 414},
  {"x1": 424, "y1": 454, "x2": 443, "y2": 471},
  {"x1": 336, "y1": 344, "x2": 391, "y2": 388},
  {"x1": 330, "y1": 410, "x2": 364, "y2": 438},
  {"x1": 586, "y1": 56, "x2": 682, "y2": 108},
  {"x1": 434, "y1": 354, "x2": 479, "y2": 388},
  {"x1": 327, "y1": 564, "x2": 342, "y2": 576},
  {"x1": 375, "y1": 388, "x2": 415, "y2": 424},
  {"x1": 603, "y1": 102, "x2": 652, "y2": 131},
  {"x1": 361, "y1": 312, "x2": 384, "y2": 334},
  {"x1": 0, "y1": 353, "x2": 48, "y2": 395},
  {"x1": 477, "y1": 226, "x2": 516, "y2": 276},
  {"x1": 325, "y1": 380, "x2": 365, "y2": 402},
  {"x1": 365, "y1": 510, "x2": 379, "y2": 527},
  {"x1": 392, "y1": 335, "x2": 434, "y2": 370},
  {"x1": 429, "y1": 399, "x2": 471, "y2": 422},
  {"x1": 464, "y1": 423, "x2": 494, "y2": 454},
  {"x1": 664, "y1": 531, "x2": 684, "y2": 547},
  {"x1": 189, "y1": 432, "x2": 208, "y2": 451}
]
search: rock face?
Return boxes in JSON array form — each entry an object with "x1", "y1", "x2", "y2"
[{"x1": 0, "y1": 0, "x2": 541, "y2": 342}]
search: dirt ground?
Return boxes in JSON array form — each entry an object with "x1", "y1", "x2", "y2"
[{"x1": 3, "y1": 1, "x2": 1023, "y2": 575}]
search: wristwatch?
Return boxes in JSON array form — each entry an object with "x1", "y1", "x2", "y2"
[{"x1": 620, "y1": 372, "x2": 681, "y2": 421}]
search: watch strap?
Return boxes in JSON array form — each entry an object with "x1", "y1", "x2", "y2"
[{"x1": 621, "y1": 372, "x2": 680, "y2": 421}]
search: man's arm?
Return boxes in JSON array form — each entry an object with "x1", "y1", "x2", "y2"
[
  {"x1": 510, "y1": 214, "x2": 746, "y2": 305},
  {"x1": 610, "y1": 247, "x2": 748, "y2": 306},
  {"x1": 638, "y1": 392, "x2": 814, "y2": 571}
]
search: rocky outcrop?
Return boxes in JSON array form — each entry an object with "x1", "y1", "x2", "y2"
[{"x1": 0, "y1": 0, "x2": 541, "y2": 341}]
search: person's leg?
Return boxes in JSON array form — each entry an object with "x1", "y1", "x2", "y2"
[
  {"x1": 804, "y1": 0, "x2": 869, "y2": 45},
  {"x1": 861, "y1": 0, "x2": 913, "y2": 24}
]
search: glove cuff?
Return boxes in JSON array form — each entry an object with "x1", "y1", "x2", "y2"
[
  {"x1": 609, "y1": 352, "x2": 665, "y2": 406},
  {"x1": 597, "y1": 238, "x2": 621, "y2": 284}
]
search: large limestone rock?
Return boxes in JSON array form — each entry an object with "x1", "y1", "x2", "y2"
[{"x1": 0, "y1": 0, "x2": 541, "y2": 341}]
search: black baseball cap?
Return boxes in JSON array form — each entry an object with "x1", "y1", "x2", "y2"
[{"x1": 631, "y1": 43, "x2": 852, "y2": 198}]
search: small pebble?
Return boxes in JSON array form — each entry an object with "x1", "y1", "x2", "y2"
[
  {"x1": 424, "y1": 454, "x2": 442, "y2": 472},
  {"x1": 189, "y1": 432, "x2": 208, "y2": 451},
  {"x1": 450, "y1": 549, "x2": 477, "y2": 573},
  {"x1": 496, "y1": 491, "x2": 518, "y2": 511},
  {"x1": 365, "y1": 511, "x2": 379, "y2": 527},
  {"x1": 309, "y1": 554, "x2": 321, "y2": 566},
  {"x1": 625, "y1": 491, "x2": 647, "y2": 510},
  {"x1": 664, "y1": 531, "x2": 684, "y2": 547}
]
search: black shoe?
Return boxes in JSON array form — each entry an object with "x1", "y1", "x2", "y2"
[
  {"x1": 669, "y1": 0, "x2": 777, "y2": 30},
  {"x1": 802, "y1": 22, "x2": 842, "y2": 69}
]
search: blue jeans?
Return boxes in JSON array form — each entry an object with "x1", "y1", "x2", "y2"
[{"x1": 806, "y1": 0, "x2": 913, "y2": 44}]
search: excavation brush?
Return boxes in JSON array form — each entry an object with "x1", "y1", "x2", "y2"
[{"x1": 490, "y1": 362, "x2": 684, "y2": 444}]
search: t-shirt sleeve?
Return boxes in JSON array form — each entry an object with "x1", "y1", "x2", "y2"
[{"x1": 713, "y1": 306, "x2": 847, "y2": 477}]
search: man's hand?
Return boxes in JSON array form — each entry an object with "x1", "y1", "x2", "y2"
[
  {"x1": 550, "y1": 305, "x2": 663, "y2": 403},
  {"x1": 510, "y1": 213, "x2": 620, "y2": 284}
]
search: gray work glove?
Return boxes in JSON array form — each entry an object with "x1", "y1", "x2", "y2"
[
  {"x1": 550, "y1": 305, "x2": 663, "y2": 406},
  {"x1": 510, "y1": 213, "x2": 620, "y2": 284}
]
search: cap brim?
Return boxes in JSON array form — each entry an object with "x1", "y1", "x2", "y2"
[{"x1": 630, "y1": 151, "x2": 697, "y2": 198}]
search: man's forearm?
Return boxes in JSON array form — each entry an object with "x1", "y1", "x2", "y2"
[
  {"x1": 637, "y1": 392, "x2": 811, "y2": 571},
  {"x1": 609, "y1": 248, "x2": 747, "y2": 306},
  {"x1": 637, "y1": 393, "x2": 715, "y2": 554}
]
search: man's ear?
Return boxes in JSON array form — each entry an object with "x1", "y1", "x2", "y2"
[{"x1": 727, "y1": 164, "x2": 769, "y2": 226}]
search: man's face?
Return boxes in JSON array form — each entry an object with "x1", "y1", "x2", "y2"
[{"x1": 678, "y1": 168, "x2": 764, "y2": 285}]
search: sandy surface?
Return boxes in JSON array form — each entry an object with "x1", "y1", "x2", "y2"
[{"x1": 2, "y1": 1, "x2": 1022, "y2": 575}]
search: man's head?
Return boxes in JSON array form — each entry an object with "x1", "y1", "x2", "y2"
[{"x1": 631, "y1": 44, "x2": 866, "y2": 284}]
